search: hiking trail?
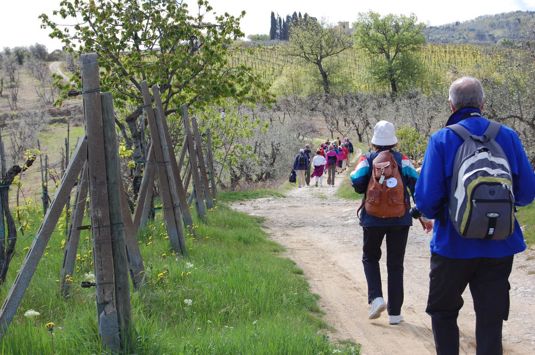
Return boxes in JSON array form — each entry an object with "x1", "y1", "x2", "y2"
[{"x1": 231, "y1": 169, "x2": 535, "y2": 355}]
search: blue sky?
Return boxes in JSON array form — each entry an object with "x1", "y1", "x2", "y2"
[{"x1": 2, "y1": 0, "x2": 535, "y2": 50}]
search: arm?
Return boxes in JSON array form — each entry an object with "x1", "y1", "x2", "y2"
[
  {"x1": 414, "y1": 136, "x2": 448, "y2": 219},
  {"x1": 349, "y1": 155, "x2": 370, "y2": 193},
  {"x1": 510, "y1": 134, "x2": 535, "y2": 206}
]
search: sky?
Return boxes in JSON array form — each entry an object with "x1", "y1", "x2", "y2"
[{"x1": 2, "y1": 0, "x2": 535, "y2": 51}]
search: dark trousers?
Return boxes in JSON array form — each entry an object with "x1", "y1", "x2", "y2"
[
  {"x1": 327, "y1": 165, "x2": 336, "y2": 185},
  {"x1": 362, "y1": 225, "x2": 409, "y2": 316},
  {"x1": 426, "y1": 254, "x2": 514, "y2": 355},
  {"x1": 305, "y1": 165, "x2": 311, "y2": 186}
]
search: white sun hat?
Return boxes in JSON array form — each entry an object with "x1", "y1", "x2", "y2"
[{"x1": 371, "y1": 120, "x2": 398, "y2": 146}]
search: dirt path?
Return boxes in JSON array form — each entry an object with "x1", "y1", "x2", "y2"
[{"x1": 231, "y1": 171, "x2": 535, "y2": 354}]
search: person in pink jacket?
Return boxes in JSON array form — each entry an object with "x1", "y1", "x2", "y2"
[{"x1": 325, "y1": 145, "x2": 338, "y2": 186}]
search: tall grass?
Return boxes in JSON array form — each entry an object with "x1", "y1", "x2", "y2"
[{"x1": 0, "y1": 203, "x2": 358, "y2": 354}]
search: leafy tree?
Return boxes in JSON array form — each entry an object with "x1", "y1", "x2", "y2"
[
  {"x1": 354, "y1": 12, "x2": 425, "y2": 95},
  {"x1": 29, "y1": 43, "x2": 49, "y2": 61},
  {"x1": 286, "y1": 19, "x2": 352, "y2": 94},
  {"x1": 40, "y1": 0, "x2": 272, "y2": 188}
]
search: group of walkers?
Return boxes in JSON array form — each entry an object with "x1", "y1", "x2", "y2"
[
  {"x1": 349, "y1": 76, "x2": 535, "y2": 354},
  {"x1": 292, "y1": 138, "x2": 354, "y2": 188}
]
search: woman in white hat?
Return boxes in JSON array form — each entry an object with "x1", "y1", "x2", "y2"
[{"x1": 349, "y1": 120, "x2": 432, "y2": 325}]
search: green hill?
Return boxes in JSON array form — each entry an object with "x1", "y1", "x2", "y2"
[{"x1": 424, "y1": 11, "x2": 535, "y2": 44}]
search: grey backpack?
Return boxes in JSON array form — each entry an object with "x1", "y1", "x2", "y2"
[{"x1": 448, "y1": 121, "x2": 515, "y2": 240}]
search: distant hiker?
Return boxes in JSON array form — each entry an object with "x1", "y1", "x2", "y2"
[
  {"x1": 350, "y1": 120, "x2": 432, "y2": 325},
  {"x1": 345, "y1": 138, "x2": 354, "y2": 161},
  {"x1": 341, "y1": 143, "x2": 350, "y2": 171},
  {"x1": 304, "y1": 144, "x2": 312, "y2": 186},
  {"x1": 311, "y1": 149, "x2": 327, "y2": 187},
  {"x1": 325, "y1": 145, "x2": 338, "y2": 187},
  {"x1": 415, "y1": 76, "x2": 535, "y2": 354},
  {"x1": 293, "y1": 148, "x2": 309, "y2": 188}
]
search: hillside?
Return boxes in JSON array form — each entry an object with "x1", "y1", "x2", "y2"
[{"x1": 424, "y1": 11, "x2": 535, "y2": 44}]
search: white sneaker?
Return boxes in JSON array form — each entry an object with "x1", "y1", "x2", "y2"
[
  {"x1": 389, "y1": 315, "x2": 403, "y2": 325},
  {"x1": 368, "y1": 297, "x2": 386, "y2": 319}
]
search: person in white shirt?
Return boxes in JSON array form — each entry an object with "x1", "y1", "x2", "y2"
[{"x1": 311, "y1": 150, "x2": 327, "y2": 187}]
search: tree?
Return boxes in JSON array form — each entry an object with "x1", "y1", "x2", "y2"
[
  {"x1": 286, "y1": 19, "x2": 352, "y2": 94},
  {"x1": 40, "y1": 0, "x2": 272, "y2": 188},
  {"x1": 270, "y1": 12, "x2": 278, "y2": 40},
  {"x1": 354, "y1": 12, "x2": 425, "y2": 95}
]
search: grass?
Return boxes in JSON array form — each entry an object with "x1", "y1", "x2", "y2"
[
  {"x1": 517, "y1": 203, "x2": 535, "y2": 246},
  {"x1": 0, "y1": 203, "x2": 358, "y2": 354},
  {"x1": 217, "y1": 188, "x2": 286, "y2": 203}
]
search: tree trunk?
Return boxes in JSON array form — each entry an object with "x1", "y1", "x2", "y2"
[{"x1": 317, "y1": 61, "x2": 331, "y2": 94}]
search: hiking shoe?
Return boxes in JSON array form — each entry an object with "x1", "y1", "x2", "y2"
[
  {"x1": 389, "y1": 315, "x2": 404, "y2": 325},
  {"x1": 368, "y1": 297, "x2": 386, "y2": 319}
]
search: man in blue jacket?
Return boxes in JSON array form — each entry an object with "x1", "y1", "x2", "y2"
[{"x1": 415, "y1": 76, "x2": 535, "y2": 355}]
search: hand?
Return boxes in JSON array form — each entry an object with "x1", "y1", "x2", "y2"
[{"x1": 419, "y1": 217, "x2": 433, "y2": 233}]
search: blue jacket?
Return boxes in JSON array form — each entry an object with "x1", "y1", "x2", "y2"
[
  {"x1": 415, "y1": 107, "x2": 535, "y2": 259},
  {"x1": 350, "y1": 150, "x2": 419, "y2": 227},
  {"x1": 293, "y1": 152, "x2": 309, "y2": 170}
]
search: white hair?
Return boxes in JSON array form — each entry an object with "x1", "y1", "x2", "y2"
[{"x1": 448, "y1": 76, "x2": 485, "y2": 110}]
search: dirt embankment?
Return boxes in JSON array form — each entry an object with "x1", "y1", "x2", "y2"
[{"x1": 231, "y1": 172, "x2": 535, "y2": 355}]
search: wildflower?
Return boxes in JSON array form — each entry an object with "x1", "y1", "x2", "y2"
[
  {"x1": 24, "y1": 309, "x2": 40, "y2": 318},
  {"x1": 64, "y1": 274, "x2": 74, "y2": 284},
  {"x1": 185, "y1": 262, "x2": 194, "y2": 269},
  {"x1": 252, "y1": 320, "x2": 258, "y2": 326},
  {"x1": 184, "y1": 299, "x2": 193, "y2": 306},
  {"x1": 157, "y1": 271, "x2": 167, "y2": 282},
  {"x1": 83, "y1": 273, "x2": 96, "y2": 283},
  {"x1": 46, "y1": 322, "x2": 55, "y2": 332}
]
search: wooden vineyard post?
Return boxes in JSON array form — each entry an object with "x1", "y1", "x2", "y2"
[
  {"x1": 181, "y1": 105, "x2": 207, "y2": 220},
  {"x1": 0, "y1": 139, "x2": 87, "y2": 339},
  {"x1": 119, "y1": 186, "x2": 145, "y2": 290},
  {"x1": 205, "y1": 129, "x2": 217, "y2": 200},
  {"x1": 101, "y1": 92, "x2": 133, "y2": 348},
  {"x1": 151, "y1": 85, "x2": 193, "y2": 229},
  {"x1": 60, "y1": 163, "x2": 89, "y2": 298},
  {"x1": 133, "y1": 145, "x2": 155, "y2": 231},
  {"x1": 140, "y1": 81, "x2": 186, "y2": 255},
  {"x1": 81, "y1": 53, "x2": 130, "y2": 351},
  {"x1": 191, "y1": 117, "x2": 214, "y2": 209}
]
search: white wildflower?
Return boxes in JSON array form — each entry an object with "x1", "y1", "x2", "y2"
[
  {"x1": 184, "y1": 298, "x2": 193, "y2": 306},
  {"x1": 185, "y1": 262, "x2": 194, "y2": 269},
  {"x1": 24, "y1": 309, "x2": 40, "y2": 318},
  {"x1": 84, "y1": 272, "x2": 96, "y2": 283}
]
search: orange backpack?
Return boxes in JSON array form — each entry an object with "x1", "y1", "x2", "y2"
[{"x1": 364, "y1": 150, "x2": 407, "y2": 218}]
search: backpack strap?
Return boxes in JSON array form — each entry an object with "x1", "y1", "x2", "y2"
[
  {"x1": 483, "y1": 120, "x2": 501, "y2": 140},
  {"x1": 447, "y1": 123, "x2": 472, "y2": 141},
  {"x1": 448, "y1": 121, "x2": 502, "y2": 143}
]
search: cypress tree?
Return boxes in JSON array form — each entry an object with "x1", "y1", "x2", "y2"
[{"x1": 270, "y1": 11, "x2": 277, "y2": 40}]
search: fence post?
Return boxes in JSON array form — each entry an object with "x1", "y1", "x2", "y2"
[
  {"x1": 151, "y1": 85, "x2": 193, "y2": 230},
  {"x1": 206, "y1": 129, "x2": 217, "y2": 200},
  {"x1": 60, "y1": 163, "x2": 89, "y2": 298},
  {"x1": 140, "y1": 81, "x2": 186, "y2": 255},
  {"x1": 81, "y1": 53, "x2": 122, "y2": 351},
  {"x1": 101, "y1": 92, "x2": 133, "y2": 349},
  {"x1": 181, "y1": 106, "x2": 206, "y2": 220},
  {"x1": 191, "y1": 117, "x2": 213, "y2": 209},
  {"x1": 133, "y1": 145, "x2": 155, "y2": 231}
]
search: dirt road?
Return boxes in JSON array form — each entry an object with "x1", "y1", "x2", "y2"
[{"x1": 231, "y1": 173, "x2": 535, "y2": 354}]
